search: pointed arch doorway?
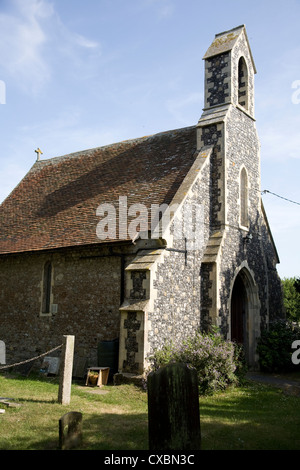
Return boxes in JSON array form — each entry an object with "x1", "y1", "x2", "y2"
[{"x1": 230, "y1": 267, "x2": 260, "y2": 368}]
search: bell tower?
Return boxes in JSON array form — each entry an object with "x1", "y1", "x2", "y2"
[
  {"x1": 197, "y1": 26, "x2": 261, "y2": 343},
  {"x1": 196, "y1": 25, "x2": 258, "y2": 230},
  {"x1": 201, "y1": 24, "x2": 256, "y2": 119}
]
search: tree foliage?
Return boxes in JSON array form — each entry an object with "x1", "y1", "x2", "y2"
[
  {"x1": 257, "y1": 320, "x2": 300, "y2": 372},
  {"x1": 281, "y1": 277, "x2": 300, "y2": 322}
]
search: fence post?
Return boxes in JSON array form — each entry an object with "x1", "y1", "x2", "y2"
[
  {"x1": 58, "y1": 335, "x2": 75, "y2": 405},
  {"x1": 0, "y1": 341, "x2": 5, "y2": 365},
  {"x1": 147, "y1": 362, "x2": 201, "y2": 450}
]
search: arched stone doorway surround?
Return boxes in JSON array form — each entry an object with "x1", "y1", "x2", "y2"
[{"x1": 229, "y1": 262, "x2": 261, "y2": 369}]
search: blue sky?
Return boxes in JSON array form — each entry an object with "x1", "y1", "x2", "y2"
[{"x1": 0, "y1": 0, "x2": 299, "y2": 279}]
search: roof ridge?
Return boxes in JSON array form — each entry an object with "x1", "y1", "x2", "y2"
[
  {"x1": 34, "y1": 125, "x2": 196, "y2": 166},
  {"x1": 215, "y1": 24, "x2": 245, "y2": 38}
]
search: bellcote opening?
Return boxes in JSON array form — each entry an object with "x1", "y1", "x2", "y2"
[{"x1": 238, "y1": 57, "x2": 248, "y2": 110}]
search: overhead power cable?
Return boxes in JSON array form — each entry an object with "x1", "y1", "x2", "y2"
[{"x1": 261, "y1": 190, "x2": 300, "y2": 206}]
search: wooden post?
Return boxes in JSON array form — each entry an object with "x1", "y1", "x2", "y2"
[
  {"x1": 147, "y1": 362, "x2": 201, "y2": 450},
  {"x1": 0, "y1": 340, "x2": 5, "y2": 365},
  {"x1": 58, "y1": 335, "x2": 75, "y2": 405}
]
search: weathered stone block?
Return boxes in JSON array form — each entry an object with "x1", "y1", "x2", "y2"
[{"x1": 59, "y1": 411, "x2": 82, "y2": 450}]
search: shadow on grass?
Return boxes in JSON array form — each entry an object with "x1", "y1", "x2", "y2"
[
  {"x1": 6, "y1": 412, "x2": 149, "y2": 451},
  {"x1": 78, "y1": 412, "x2": 148, "y2": 450},
  {"x1": 199, "y1": 383, "x2": 300, "y2": 450},
  {"x1": 28, "y1": 384, "x2": 300, "y2": 451},
  {"x1": 1, "y1": 374, "x2": 300, "y2": 451}
]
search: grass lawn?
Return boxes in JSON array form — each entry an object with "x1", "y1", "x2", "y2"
[{"x1": 0, "y1": 372, "x2": 299, "y2": 450}]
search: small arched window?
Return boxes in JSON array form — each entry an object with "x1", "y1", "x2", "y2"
[
  {"x1": 238, "y1": 57, "x2": 248, "y2": 110},
  {"x1": 240, "y1": 167, "x2": 249, "y2": 228},
  {"x1": 42, "y1": 261, "x2": 52, "y2": 314}
]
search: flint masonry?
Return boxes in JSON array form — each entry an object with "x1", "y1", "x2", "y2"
[{"x1": 0, "y1": 26, "x2": 283, "y2": 375}]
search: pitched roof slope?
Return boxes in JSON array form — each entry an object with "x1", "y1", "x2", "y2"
[{"x1": 0, "y1": 126, "x2": 197, "y2": 254}]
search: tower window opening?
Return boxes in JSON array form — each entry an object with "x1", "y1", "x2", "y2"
[{"x1": 238, "y1": 57, "x2": 248, "y2": 110}]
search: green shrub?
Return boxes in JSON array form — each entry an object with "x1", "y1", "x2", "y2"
[
  {"x1": 147, "y1": 330, "x2": 246, "y2": 395},
  {"x1": 257, "y1": 320, "x2": 300, "y2": 372},
  {"x1": 282, "y1": 277, "x2": 300, "y2": 322}
]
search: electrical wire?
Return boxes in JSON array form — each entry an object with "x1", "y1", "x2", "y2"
[{"x1": 261, "y1": 190, "x2": 300, "y2": 206}]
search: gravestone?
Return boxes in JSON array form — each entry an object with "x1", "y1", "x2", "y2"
[
  {"x1": 59, "y1": 411, "x2": 82, "y2": 450},
  {"x1": 0, "y1": 341, "x2": 5, "y2": 365},
  {"x1": 147, "y1": 362, "x2": 201, "y2": 451},
  {"x1": 41, "y1": 356, "x2": 60, "y2": 375}
]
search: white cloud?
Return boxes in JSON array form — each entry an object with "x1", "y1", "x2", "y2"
[
  {"x1": 0, "y1": 0, "x2": 51, "y2": 93},
  {"x1": 0, "y1": 0, "x2": 101, "y2": 94},
  {"x1": 74, "y1": 33, "x2": 99, "y2": 49}
]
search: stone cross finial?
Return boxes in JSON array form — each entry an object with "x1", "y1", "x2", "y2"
[{"x1": 35, "y1": 148, "x2": 43, "y2": 161}]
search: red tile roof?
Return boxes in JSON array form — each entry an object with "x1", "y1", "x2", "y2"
[{"x1": 0, "y1": 126, "x2": 197, "y2": 254}]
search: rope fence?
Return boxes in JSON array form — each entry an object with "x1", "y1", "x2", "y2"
[
  {"x1": 0, "y1": 335, "x2": 74, "y2": 405},
  {"x1": 0, "y1": 344, "x2": 63, "y2": 371}
]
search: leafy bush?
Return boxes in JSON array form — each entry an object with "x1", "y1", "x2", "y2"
[
  {"x1": 257, "y1": 320, "x2": 300, "y2": 372},
  {"x1": 147, "y1": 330, "x2": 246, "y2": 395},
  {"x1": 282, "y1": 277, "x2": 300, "y2": 322}
]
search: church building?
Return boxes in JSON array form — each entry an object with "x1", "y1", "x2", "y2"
[{"x1": 0, "y1": 26, "x2": 283, "y2": 375}]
